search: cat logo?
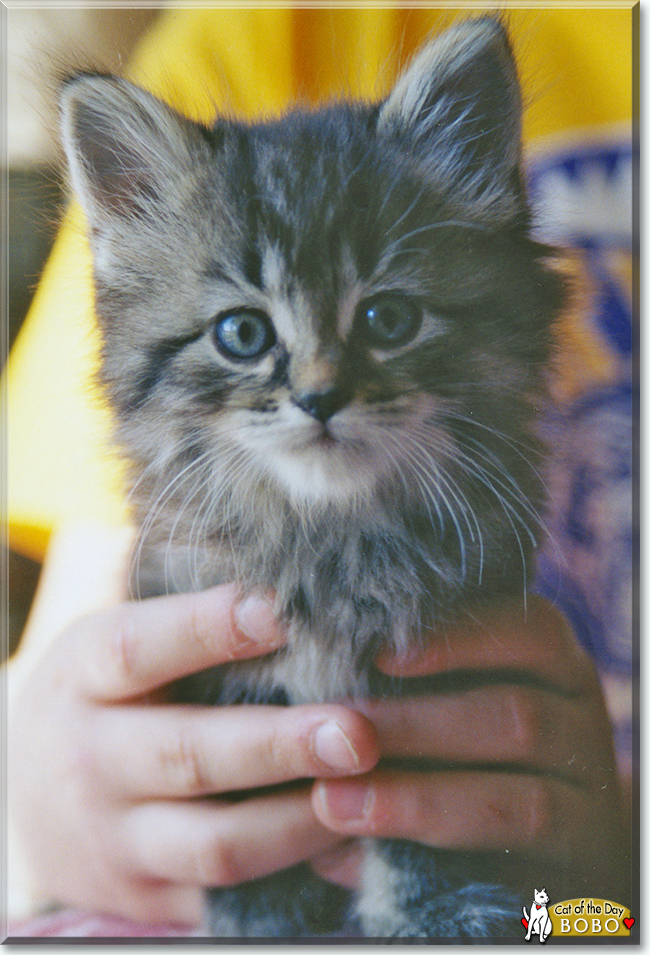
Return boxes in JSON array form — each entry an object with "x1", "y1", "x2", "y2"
[{"x1": 522, "y1": 887, "x2": 553, "y2": 943}]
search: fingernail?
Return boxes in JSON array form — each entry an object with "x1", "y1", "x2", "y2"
[
  {"x1": 310, "y1": 840, "x2": 362, "y2": 886},
  {"x1": 318, "y1": 779, "x2": 374, "y2": 823},
  {"x1": 313, "y1": 721, "x2": 360, "y2": 772},
  {"x1": 233, "y1": 594, "x2": 282, "y2": 647}
]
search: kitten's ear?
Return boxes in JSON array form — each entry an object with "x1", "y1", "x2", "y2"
[
  {"x1": 60, "y1": 73, "x2": 207, "y2": 224},
  {"x1": 378, "y1": 17, "x2": 524, "y2": 222}
]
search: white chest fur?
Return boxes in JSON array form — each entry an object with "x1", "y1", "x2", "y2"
[{"x1": 270, "y1": 630, "x2": 368, "y2": 703}]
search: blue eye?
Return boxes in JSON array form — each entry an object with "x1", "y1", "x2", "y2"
[
  {"x1": 213, "y1": 309, "x2": 276, "y2": 359},
  {"x1": 358, "y1": 294, "x2": 422, "y2": 348}
]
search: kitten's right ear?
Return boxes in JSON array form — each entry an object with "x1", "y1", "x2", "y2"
[
  {"x1": 378, "y1": 18, "x2": 524, "y2": 223},
  {"x1": 60, "y1": 74, "x2": 208, "y2": 224}
]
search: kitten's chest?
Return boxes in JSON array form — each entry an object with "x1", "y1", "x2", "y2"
[
  {"x1": 141, "y1": 501, "x2": 482, "y2": 708},
  {"x1": 146, "y1": 520, "x2": 433, "y2": 704},
  {"x1": 220, "y1": 629, "x2": 371, "y2": 704}
]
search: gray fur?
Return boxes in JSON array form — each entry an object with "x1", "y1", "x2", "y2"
[{"x1": 60, "y1": 16, "x2": 564, "y2": 938}]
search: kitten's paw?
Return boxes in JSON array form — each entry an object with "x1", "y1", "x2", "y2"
[
  {"x1": 205, "y1": 906, "x2": 300, "y2": 939},
  {"x1": 360, "y1": 884, "x2": 521, "y2": 939},
  {"x1": 205, "y1": 866, "x2": 351, "y2": 938}
]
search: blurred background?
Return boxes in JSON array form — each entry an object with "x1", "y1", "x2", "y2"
[{"x1": 6, "y1": 7, "x2": 158, "y2": 655}]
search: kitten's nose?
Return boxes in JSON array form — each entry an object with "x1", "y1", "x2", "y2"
[{"x1": 293, "y1": 387, "x2": 349, "y2": 423}]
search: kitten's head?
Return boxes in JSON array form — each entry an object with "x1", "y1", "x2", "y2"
[{"x1": 60, "y1": 18, "x2": 563, "y2": 529}]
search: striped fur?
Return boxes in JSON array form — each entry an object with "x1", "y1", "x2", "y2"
[{"x1": 61, "y1": 17, "x2": 564, "y2": 938}]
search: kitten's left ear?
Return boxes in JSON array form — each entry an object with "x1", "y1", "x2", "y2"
[
  {"x1": 378, "y1": 17, "x2": 524, "y2": 223},
  {"x1": 60, "y1": 73, "x2": 210, "y2": 227}
]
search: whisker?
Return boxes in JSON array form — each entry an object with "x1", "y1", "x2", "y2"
[{"x1": 131, "y1": 449, "x2": 213, "y2": 599}]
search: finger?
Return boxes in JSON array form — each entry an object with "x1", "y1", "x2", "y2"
[
  {"x1": 376, "y1": 596, "x2": 593, "y2": 693},
  {"x1": 123, "y1": 788, "x2": 343, "y2": 887},
  {"x1": 69, "y1": 584, "x2": 286, "y2": 701},
  {"x1": 310, "y1": 841, "x2": 363, "y2": 890},
  {"x1": 87, "y1": 704, "x2": 379, "y2": 797},
  {"x1": 313, "y1": 769, "x2": 596, "y2": 863},
  {"x1": 364, "y1": 685, "x2": 612, "y2": 784}
]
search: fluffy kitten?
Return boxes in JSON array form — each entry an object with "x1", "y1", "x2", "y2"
[{"x1": 60, "y1": 16, "x2": 564, "y2": 938}]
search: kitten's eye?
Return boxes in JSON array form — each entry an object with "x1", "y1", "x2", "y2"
[
  {"x1": 213, "y1": 309, "x2": 276, "y2": 360},
  {"x1": 357, "y1": 294, "x2": 422, "y2": 348}
]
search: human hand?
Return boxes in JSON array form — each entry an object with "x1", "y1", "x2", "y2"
[
  {"x1": 8, "y1": 526, "x2": 379, "y2": 926},
  {"x1": 312, "y1": 597, "x2": 629, "y2": 903}
]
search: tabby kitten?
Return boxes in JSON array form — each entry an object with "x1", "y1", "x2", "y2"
[{"x1": 60, "y1": 17, "x2": 564, "y2": 938}]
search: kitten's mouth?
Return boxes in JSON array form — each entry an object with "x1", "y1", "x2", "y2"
[
  {"x1": 233, "y1": 409, "x2": 384, "y2": 502},
  {"x1": 310, "y1": 424, "x2": 337, "y2": 447}
]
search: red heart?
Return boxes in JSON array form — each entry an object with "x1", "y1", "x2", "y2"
[
  {"x1": 521, "y1": 917, "x2": 529, "y2": 930},
  {"x1": 624, "y1": 918, "x2": 634, "y2": 930}
]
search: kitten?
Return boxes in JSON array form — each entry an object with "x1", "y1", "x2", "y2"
[{"x1": 60, "y1": 16, "x2": 565, "y2": 938}]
